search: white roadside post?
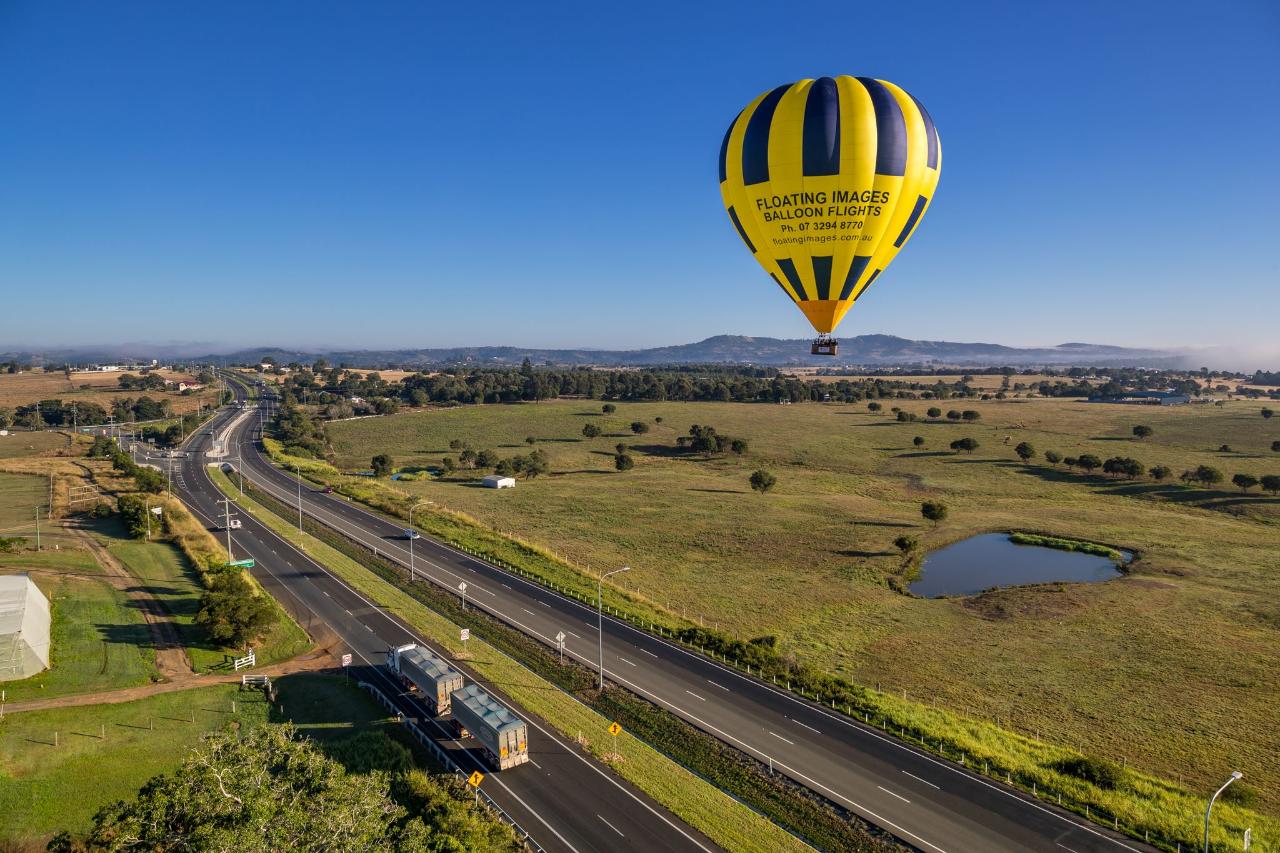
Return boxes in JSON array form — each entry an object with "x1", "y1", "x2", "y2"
[
  {"x1": 597, "y1": 566, "x2": 630, "y2": 690},
  {"x1": 556, "y1": 631, "x2": 566, "y2": 665},
  {"x1": 458, "y1": 581, "x2": 467, "y2": 612}
]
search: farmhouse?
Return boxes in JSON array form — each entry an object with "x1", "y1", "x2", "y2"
[
  {"x1": 481, "y1": 475, "x2": 516, "y2": 489},
  {"x1": 0, "y1": 574, "x2": 51, "y2": 681},
  {"x1": 1091, "y1": 390, "x2": 1190, "y2": 406}
]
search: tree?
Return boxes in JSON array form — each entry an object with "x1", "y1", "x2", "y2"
[
  {"x1": 1014, "y1": 442, "x2": 1035, "y2": 462},
  {"x1": 630, "y1": 420, "x2": 650, "y2": 434},
  {"x1": 949, "y1": 437, "x2": 979, "y2": 454},
  {"x1": 449, "y1": 438, "x2": 465, "y2": 450},
  {"x1": 1261, "y1": 474, "x2": 1280, "y2": 495},
  {"x1": 134, "y1": 466, "x2": 166, "y2": 494},
  {"x1": 913, "y1": 436, "x2": 925, "y2": 447},
  {"x1": 582, "y1": 423, "x2": 601, "y2": 439},
  {"x1": 927, "y1": 407, "x2": 942, "y2": 418},
  {"x1": 1132, "y1": 425, "x2": 1153, "y2": 440},
  {"x1": 197, "y1": 571, "x2": 275, "y2": 645},
  {"x1": 893, "y1": 535, "x2": 920, "y2": 555},
  {"x1": 1194, "y1": 465, "x2": 1224, "y2": 487},
  {"x1": 1272, "y1": 440, "x2": 1280, "y2": 453},
  {"x1": 1044, "y1": 450, "x2": 1062, "y2": 466},
  {"x1": 1103, "y1": 456, "x2": 1144, "y2": 479},
  {"x1": 458, "y1": 448, "x2": 477, "y2": 468},
  {"x1": 440, "y1": 457, "x2": 457, "y2": 476},
  {"x1": 1149, "y1": 465, "x2": 1172, "y2": 481},
  {"x1": 525, "y1": 436, "x2": 537, "y2": 445},
  {"x1": 749, "y1": 469, "x2": 777, "y2": 494},
  {"x1": 730, "y1": 438, "x2": 749, "y2": 454},
  {"x1": 495, "y1": 458, "x2": 516, "y2": 477},
  {"x1": 371, "y1": 454, "x2": 392, "y2": 477},
  {"x1": 1063, "y1": 456, "x2": 1078, "y2": 470},
  {"x1": 475, "y1": 449, "x2": 499, "y2": 469},
  {"x1": 896, "y1": 410, "x2": 917, "y2": 422},
  {"x1": 946, "y1": 410, "x2": 961, "y2": 421},
  {"x1": 1232, "y1": 473, "x2": 1259, "y2": 492},
  {"x1": 1076, "y1": 454, "x2": 1102, "y2": 474},
  {"x1": 867, "y1": 402, "x2": 882, "y2": 412},
  {"x1": 614, "y1": 453, "x2": 634, "y2": 471},
  {"x1": 1262, "y1": 407, "x2": 1274, "y2": 419},
  {"x1": 523, "y1": 450, "x2": 549, "y2": 479},
  {"x1": 49, "y1": 725, "x2": 462, "y2": 853},
  {"x1": 961, "y1": 410, "x2": 981, "y2": 421},
  {"x1": 602, "y1": 403, "x2": 616, "y2": 414},
  {"x1": 921, "y1": 500, "x2": 948, "y2": 526}
]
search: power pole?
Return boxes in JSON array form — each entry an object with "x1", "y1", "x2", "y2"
[
  {"x1": 216, "y1": 497, "x2": 236, "y2": 561},
  {"x1": 34, "y1": 508, "x2": 41, "y2": 551}
]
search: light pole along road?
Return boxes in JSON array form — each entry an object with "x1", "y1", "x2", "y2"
[
  {"x1": 154, "y1": 406, "x2": 718, "y2": 853},
  {"x1": 225, "y1": 381, "x2": 1157, "y2": 853}
]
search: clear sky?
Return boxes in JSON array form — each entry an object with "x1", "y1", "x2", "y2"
[{"x1": 1, "y1": 1, "x2": 1276, "y2": 358}]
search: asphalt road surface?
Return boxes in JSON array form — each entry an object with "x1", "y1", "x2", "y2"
[
  {"x1": 151, "y1": 408, "x2": 719, "y2": 853},
  {"x1": 211, "y1": 383, "x2": 1159, "y2": 853}
]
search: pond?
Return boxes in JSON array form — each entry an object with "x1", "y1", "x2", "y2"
[{"x1": 910, "y1": 533, "x2": 1126, "y2": 598}]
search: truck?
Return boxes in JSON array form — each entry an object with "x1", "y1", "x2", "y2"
[
  {"x1": 385, "y1": 643, "x2": 463, "y2": 716},
  {"x1": 449, "y1": 684, "x2": 529, "y2": 771}
]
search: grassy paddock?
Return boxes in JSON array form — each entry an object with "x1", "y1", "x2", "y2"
[
  {"x1": 315, "y1": 398, "x2": 1278, "y2": 825},
  {"x1": 0, "y1": 673, "x2": 399, "y2": 842},
  {"x1": 209, "y1": 467, "x2": 825, "y2": 853}
]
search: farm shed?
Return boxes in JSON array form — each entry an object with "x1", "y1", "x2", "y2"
[
  {"x1": 481, "y1": 475, "x2": 516, "y2": 489},
  {"x1": 0, "y1": 574, "x2": 51, "y2": 681}
]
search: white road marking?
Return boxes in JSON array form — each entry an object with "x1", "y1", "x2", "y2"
[
  {"x1": 639, "y1": 648, "x2": 658, "y2": 658},
  {"x1": 768, "y1": 731, "x2": 794, "y2": 745},
  {"x1": 790, "y1": 718, "x2": 821, "y2": 735},
  {"x1": 596, "y1": 814, "x2": 625, "y2": 838},
  {"x1": 566, "y1": 630, "x2": 582, "y2": 639},
  {"x1": 878, "y1": 785, "x2": 911, "y2": 804},
  {"x1": 501, "y1": 583, "x2": 511, "y2": 589},
  {"x1": 537, "y1": 600, "x2": 550, "y2": 607},
  {"x1": 707, "y1": 680, "x2": 730, "y2": 691},
  {"x1": 903, "y1": 770, "x2": 941, "y2": 790},
  {"x1": 529, "y1": 758, "x2": 542, "y2": 769},
  {"x1": 523, "y1": 608, "x2": 536, "y2": 616},
  {"x1": 685, "y1": 690, "x2": 706, "y2": 701},
  {"x1": 1056, "y1": 845, "x2": 1082, "y2": 853},
  {"x1": 618, "y1": 657, "x2": 636, "y2": 667}
]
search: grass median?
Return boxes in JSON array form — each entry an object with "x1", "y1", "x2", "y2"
[{"x1": 208, "y1": 465, "x2": 829, "y2": 853}]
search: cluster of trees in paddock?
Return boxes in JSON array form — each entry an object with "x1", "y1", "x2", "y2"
[{"x1": 0, "y1": 395, "x2": 179, "y2": 430}]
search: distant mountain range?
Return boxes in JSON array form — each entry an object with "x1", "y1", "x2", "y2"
[{"x1": 0, "y1": 335, "x2": 1196, "y2": 369}]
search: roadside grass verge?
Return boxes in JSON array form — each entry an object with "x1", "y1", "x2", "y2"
[
  {"x1": 0, "y1": 673, "x2": 402, "y2": 842},
  {"x1": 156, "y1": 491, "x2": 310, "y2": 666},
  {"x1": 211, "y1": 467, "x2": 842, "y2": 853},
  {"x1": 262, "y1": 430, "x2": 1277, "y2": 851}
]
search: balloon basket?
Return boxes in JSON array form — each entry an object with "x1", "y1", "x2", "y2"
[{"x1": 810, "y1": 337, "x2": 839, "y2": 356}]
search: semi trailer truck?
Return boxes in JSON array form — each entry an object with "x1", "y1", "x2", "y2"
[
  {"x1": 450, "y1": 684, "x2": 529, "y2": 771},
  {"x1": 386, "y1": 643, "x2": 464, "y2": 716}
]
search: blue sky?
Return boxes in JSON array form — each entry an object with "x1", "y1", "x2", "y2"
[{"x1": 1, "y1": 1, "x2": 1276, "y2": 356}]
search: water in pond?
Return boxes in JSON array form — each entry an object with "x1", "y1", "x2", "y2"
[{"x1": 910, "y1": 533, "x2": 1124, "y2": 598}]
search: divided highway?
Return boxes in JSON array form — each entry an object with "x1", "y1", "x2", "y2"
[
  {"x1": 157, "y1": 407, "x2": 718, "y2": 853},
  {"x1": 221, "y1": 385, "x2": 1156, "y2": 853}
]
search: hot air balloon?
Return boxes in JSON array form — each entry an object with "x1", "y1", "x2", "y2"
[{"x1": 718, "y1": 76, "x2": 941, "y2": 355}]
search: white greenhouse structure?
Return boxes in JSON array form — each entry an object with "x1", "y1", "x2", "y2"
[{"x1": 0, "y1": 574, "x2": 51, "y2": 681}]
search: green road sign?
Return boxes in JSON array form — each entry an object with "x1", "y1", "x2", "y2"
[{"x1": 226, "y1": 558, "x2": 255, "y2": 568}]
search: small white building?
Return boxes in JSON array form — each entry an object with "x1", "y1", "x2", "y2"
[
  {"x1": 0, "y1": 574, "x2": 51, "y2": 681},
  {"x1": 482, "y1": 475, "x2": 516, "y2": 489}
]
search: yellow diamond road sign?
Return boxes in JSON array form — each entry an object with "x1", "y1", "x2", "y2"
[
  {"x1": 467, "y1": 771, "x2": 484, "y2": 788},
  {"x1": 608, "y1": 722, "x2": 622, "y2": 737}
]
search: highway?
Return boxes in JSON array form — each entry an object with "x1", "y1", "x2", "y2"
[
  {"x1": 218, "y1": 381, "x2": 1158, "y2": 853},
  {"x1": 152, "y1": 406, "x2": 719, "y2": 853}
]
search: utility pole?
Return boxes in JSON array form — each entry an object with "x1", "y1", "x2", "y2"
[
  {"x1": 143, "y1": 498, "x2": 151, "y2": 541},
  {"x1": 294, "y1": 465, "x2": 304, "y2": 546},
  {"x1": 597, "y1": 566, "x2": 631, "y2": 690},
  {"x1": 217, "y1": 497, "x2": 236, "y2": 561},
  {"x1": 34, "y1": 508, "x2": 41, "y2": 551}
]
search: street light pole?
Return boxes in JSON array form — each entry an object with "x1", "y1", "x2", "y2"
[
  {"x1": 1204, "y1": 771, "x2": 1242, "y2": 853},
  {"x1": 408, "y1": 502, "x2": 421, "y2": 582},
  {"x1": 597, "y1": 566, "x2": 631, "y2": 690},
  {"x1": 295, "y1": 465, "x2": 303, "y2": 534}
]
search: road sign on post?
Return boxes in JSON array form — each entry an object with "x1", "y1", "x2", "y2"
[
  {"x1": 458, "y1": 581, "x2": 467, "y2": 611},
  {"x1": 341, "y1": 653, "x2": 352, "y2": 667},
  {"x1": 460, "y1": 628, "x2": 470, "y2": 655},
  {"x1": 555, "y1": 631, "x2": 566, "y2": 665},
  {"x1": 226, "y1": 557, "x2": 255, "y2": 568},
  {"x1": 608, "y1": 721, "x2": 621, "y2": 737}
]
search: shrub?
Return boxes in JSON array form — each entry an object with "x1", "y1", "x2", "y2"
[
  {"x1": 921, "y1": 500, "x2": 948, "y2": 526},
  {"x1": 949, "y1": 437, "x2": 979, "y2": 454},
  {"x1": 961, "y1": 410, "x2": 981, "y2": 421},
  {"x1": 1132, "y1": 425, "x2": 1153, "y2": 439},
  {"x1": 1044, "y1": 450, "x2": 1062, "y2": 466},
  {"x1": 614, "y1": 453, "x2": 634, "y2": 471},
  {"x1": 867, "y1": 402, "x2": 882, "y2": 412},
  {"x1": 630, "y1": 421, "x2": 650, "y2": 434},
  {"x1": 749, "y1": 469, "x2": 777, "y2": 494},
  {"x1": 371, "y1": 454, "x2": 392, "y2": 477},
  {"x1": 582, "y1": 423, "x2": 601, "y2": 439},
  {"x1": 602, "y1": 403, "x2": 616, "y2": 414},
  {"x1": 1149, "y1": 465, "x2": 1171, "y2": 481},
  {"x1": 927, "y1": 407, "x2": 942, "y2": 418},
  {"x1": 913, "y1": 436, "x2": 925, "y2": 447},
  {"x1": 1048, "y1": 756, "x2": 1123, "y2": 790},
  {"x1": 1014, "y1": 441, "x2": 1035, "y2": 462}
]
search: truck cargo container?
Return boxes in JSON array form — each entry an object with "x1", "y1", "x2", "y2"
[
  {"x1": 386, "y1": 643, "x2": 464, "y2": 716},
  {"x1": 450, "y1": 684, "x2": 529, "y2": 770}
]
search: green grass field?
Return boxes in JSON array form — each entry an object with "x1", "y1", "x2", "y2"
[
  {"x1": 327, "y1": 397, "x2": 1280, "y2": 811},
  {"x1": 209, "y1": 466, "x2": 815, "y2": 853},
  {"x1": 0, "y1": 674, "x2": 397, "y2": 842},
  {"x1": 0, "y1": 431, "x2": 66, "y2": 460},
  {"x1": 0, "y1": 568, "x2": 157, "y2": 704}
]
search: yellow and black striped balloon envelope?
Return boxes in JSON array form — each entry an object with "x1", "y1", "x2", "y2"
[{"x1": 719, "y1": 76, "x2": 941, "y2": 339}]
